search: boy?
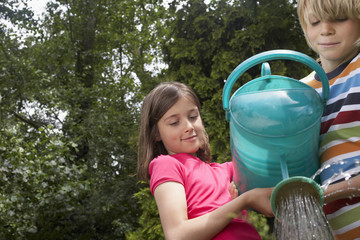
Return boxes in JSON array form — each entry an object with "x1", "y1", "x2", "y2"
[{"x1": 297, "y1": 0, "x2": 360, "y2": 239}]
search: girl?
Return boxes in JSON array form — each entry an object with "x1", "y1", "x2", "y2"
[{"x1": 137, "y1": 81, "x2": 273, "y2": 240}]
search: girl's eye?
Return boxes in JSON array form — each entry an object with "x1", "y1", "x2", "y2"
[
  {"x1": 169, "y1": 121, "x2": 179, "y2": 126},
  {"x1": 189, "y1": 115, "x2": 198, "y2": 120}
]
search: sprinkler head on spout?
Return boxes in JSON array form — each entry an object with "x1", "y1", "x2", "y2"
[{"x1": 270, "y1": 176, "x2": 324, "y2": 218}]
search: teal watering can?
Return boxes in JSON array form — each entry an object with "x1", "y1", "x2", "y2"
[{"x1": 222, "y1": 50, "x2": 329, "y2": 214}]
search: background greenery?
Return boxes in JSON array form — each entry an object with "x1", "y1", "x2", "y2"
[{"x1": 0, "y1": 0, "x2": 315, "y2": 239}]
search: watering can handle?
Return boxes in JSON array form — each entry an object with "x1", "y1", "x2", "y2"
[{"x1": 222, "y1": 50, "x2": 329, "y2": 120}]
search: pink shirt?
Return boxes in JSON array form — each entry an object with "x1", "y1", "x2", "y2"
[{"x1": 149, "y1": 153, "x2": 261, "y2": 240}]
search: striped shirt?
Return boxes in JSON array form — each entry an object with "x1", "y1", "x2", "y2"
[{"x1": 302, "y1": 52, "x2": 360, "y2": 240}]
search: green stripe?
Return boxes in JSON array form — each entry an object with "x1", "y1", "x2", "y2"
[
  {"x1": 321, "y1": 126, "x2": 360, "y2": 147},
  {"x1": 328, "y1": 205, "x2": 360, "y2": 230}
]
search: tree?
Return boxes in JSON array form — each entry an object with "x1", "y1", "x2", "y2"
[{"x1": 0, "y1": 0, "x2": 166, "y2": 238}]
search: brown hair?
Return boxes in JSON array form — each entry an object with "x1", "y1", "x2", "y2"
[
  {"x1": 137, "y1": 82, "x2": 211, "y2": 180},
  {"x1": 297, "y1": 0, "x2": 360, "y2": 48}
]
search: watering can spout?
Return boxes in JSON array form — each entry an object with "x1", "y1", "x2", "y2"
[{"x1": 270, "y1": 176, "x2": 324, "y2": 218}]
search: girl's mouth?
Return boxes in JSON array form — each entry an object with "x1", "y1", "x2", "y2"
[{"x1": 182, "y1": 135, "x2": 197, "y2": 141}]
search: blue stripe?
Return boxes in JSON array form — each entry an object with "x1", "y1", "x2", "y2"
[
  {"x1": 320, "y1": 157, "x2": 360, "y2": 183},
  {"x1": 328, "y1": 72, "x2": 360, "y2": 99}
]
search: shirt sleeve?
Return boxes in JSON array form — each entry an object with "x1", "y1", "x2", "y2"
[{"x1": 149, "y1": 155, "x2": 185, "y2": 195}]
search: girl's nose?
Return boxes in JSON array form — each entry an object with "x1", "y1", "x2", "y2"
[{"x1": 184, "y1": 119, "x2": 194, "y2": 132}]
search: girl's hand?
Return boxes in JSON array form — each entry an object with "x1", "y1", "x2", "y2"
[
  {"x1": 229, "y1": 183, "x2": 274, "y2": 217},
  {"x1": 244, "y1": 187, "x2": 274, "y2": 218},
  {"x1": 228, "y1": 181, "x2": 239, "y2": 200}
]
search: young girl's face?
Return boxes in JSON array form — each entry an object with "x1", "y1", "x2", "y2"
[
  {"x1": 306, "y1": 15, "x2": 360, "y2": 72},
  {"x1": 157, "y1": 95, "x2": 205, "y2": 156}
]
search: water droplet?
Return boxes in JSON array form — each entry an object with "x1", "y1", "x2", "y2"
[{"x1": 355, "y1": 159, "x2": 360, "y2": 167}]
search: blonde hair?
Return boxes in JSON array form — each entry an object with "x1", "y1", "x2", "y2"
[
  {"x1": 297, "y1": 0, "x2": 360, "y2": 48},
  {"x1": 137, "y1": 82, "x2": 211, "y2": 181}
]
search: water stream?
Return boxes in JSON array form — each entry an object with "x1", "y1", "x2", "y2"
[
  {"x1": 274, "y1": 187, "x2": 334, "y2": 239},
  {"x1": 274, "y1": 159, "x2": 360, "y2": 240}
]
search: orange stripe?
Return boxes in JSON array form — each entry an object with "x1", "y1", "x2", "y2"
[
  {"x1": 340, "y1": 58, "x2": 360, "y2": 78},
  {"x1": 335, "y1": 226, "x2": 360, "y2": 240},
  {"x1": 306, "y1": 79, "x2": 322, "y2": 89},
  {"x1": 306, "y1": 77, "x2": 339, "y2": 89},
  {"x1": 321, "y1": 140, "x2": 360, "y2": 163},
  {"x1": 306, "y1": 57, "x2": 360, "y2": 89}
]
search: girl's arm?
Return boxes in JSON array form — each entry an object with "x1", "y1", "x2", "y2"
[
  {"x1": 323, "y1": 174, "x2": 360, "y2": 203},
  {"x1": 154, "y1": 181, "x2": 273, "y2": 240}
]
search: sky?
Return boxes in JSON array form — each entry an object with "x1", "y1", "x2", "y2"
[{"x1": 28, "y1": 0, "x2": 48, "y2": 17}]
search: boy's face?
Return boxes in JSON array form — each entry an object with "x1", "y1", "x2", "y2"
[
  {"x1": 306, "y1": 16, "x2": 360, "y2": 72},
  {"x1": 157, "y1": 96, "x2": 205, "y2": 156}
]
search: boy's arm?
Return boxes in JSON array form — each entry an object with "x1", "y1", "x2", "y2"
[{"x1": 324, "y1": 174, "x2": 360, "y2": 203}]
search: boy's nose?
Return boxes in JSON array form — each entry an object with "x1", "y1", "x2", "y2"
[{"x1": 320, "y1": 22, "x2": 335, "y2": 36}]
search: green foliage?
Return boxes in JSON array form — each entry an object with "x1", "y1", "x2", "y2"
[
  {"x1": 248, "y1": 211, "x2": 275, "y2": 240},
  {"x1": 1, "y1": 0, "x2": 156, "y2": 238},
  {"x1": 0, "y1": 0, "x2": 35, "y2": 28},
  {"x1": 0, "y1": 123, "x2": 91, "y2": 239},
  {"x1": 126, "y1": 185, "x2": 164, "y2": 240}
]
